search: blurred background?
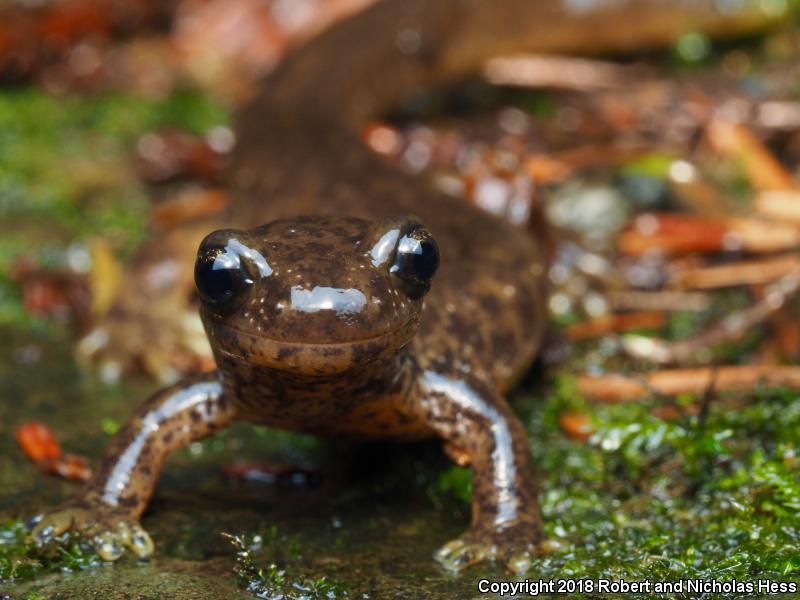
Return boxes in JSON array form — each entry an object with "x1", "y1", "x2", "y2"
[{"x1": 2, "y1": 1, "x2": 800, "y2": 598}]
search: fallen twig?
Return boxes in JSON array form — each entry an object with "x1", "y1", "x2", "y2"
[
  {"x1": 755, "y1": 190, "x2": 800, "y2": 224},
  {"x1": 149, "y1": 187, "x2": 228, "y2": 229},
  {"x1": 757, "y1": 100, "x2": 800, "y2": 131},
  {"x1": 623, "y1": 266, "x2": 800, "y2": 363},
  {"x1": 483, "y1": 54, "x2": 646, "y2": 91},
  {"x1": 617, "y1": 213, "x2": 728, "y2": 255},
  {"x1": 565, "y1": 311, "x2": 666, "y2": 341},
  {"x1": 618, "y1": 213, "x2": 800, "y2": 256},
  {"x1": 578, "y1": 365, "x2": 800, "y2": 402},
  {"x1": 669, "y1": 253, "x2": 800, "y2": 289},
  {"x1": 607, "y1": 289, "x2": 711, "y2": 312},
  {"x1": 725, "y1": 217, "x2": 800, "y2": 254},
  {"x1": 526, "y1": 143, "x2": 654, "y2": 184},
  {"x1": 706, "y1": 118, "x2": 797, "y2": 191}
]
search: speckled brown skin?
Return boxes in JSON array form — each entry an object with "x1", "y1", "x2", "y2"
[
  {"x1": 29, "y1": 373, "x2": 232, "y2": 561},
  {"x1": 202, "y1": 212, "x2": 544, "y2": 573},
  {"x1": 32, "y1": 0, "x2": 784, "y2": 573}
]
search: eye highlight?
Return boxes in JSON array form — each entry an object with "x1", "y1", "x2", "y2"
[
  {"x1": 194, "y1": 246, "x2": 251, "y2": 310},
  {"x1": 390, "y1": 227, "x2": 439, "y2": 298}
]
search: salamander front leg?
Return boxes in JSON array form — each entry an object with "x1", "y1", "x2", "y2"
[
  {"x1": 30, "y1": 372, "x2": 237, "y2": 561},
  {"x1": 414, "y1": 371, "x2": 544, "y2": 573}
]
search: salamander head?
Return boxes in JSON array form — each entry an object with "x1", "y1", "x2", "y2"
[{"x1": 195, "y1": 215, "x2": 439, "y2": 374}]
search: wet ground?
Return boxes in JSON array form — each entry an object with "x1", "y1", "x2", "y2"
[
  {"x1": 4, "y1": 325, "x2": 800, "y2": 598},
  {"x1": 0, "y1": 328, "x2": 518, "y2": 598},
  {"x1": 2, "y1": 5, "x2": 800, "y2": 598}
]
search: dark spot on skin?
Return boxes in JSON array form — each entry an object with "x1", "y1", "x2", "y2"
[
  {"x1": 75, "y1": 179, "x2": 548, "y2": 567},
  {"x1": 351, "y1": 340, "x2": 389, "y2": 365},
  {"x1": 322, "y1": 347, "x2": 345, "y2": 357},
  {"x1": 277, "y1": 345, "x2": 300, "y2": 360}
]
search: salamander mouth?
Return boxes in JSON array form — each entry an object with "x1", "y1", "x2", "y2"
[{"x1": 203, "y1": 313, "x2": 418, "y2": 374}]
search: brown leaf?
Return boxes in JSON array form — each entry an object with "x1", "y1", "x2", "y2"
[
  {"x1": 558, "y1": 411, "x2": 594, "y2": 442},
  {"x1": 706, "y1": 118, "x2": 797, "y2": 191}
]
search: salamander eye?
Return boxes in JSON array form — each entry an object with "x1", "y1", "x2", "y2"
[
  {"x1": 194, "y1": 246, "x2": 251, "y2": 310},
  {"x1": 390, "y1": 227, "x2": 439, "y2": 298}
]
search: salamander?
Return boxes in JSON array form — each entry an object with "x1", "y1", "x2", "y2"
[{"x1": 29, "y1": 0, "x2": 781, "y2": 573}]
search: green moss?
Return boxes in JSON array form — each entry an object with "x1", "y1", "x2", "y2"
[
  {"x1": 436, "y1": 466, "x2": 472, "y2": 505},
  {"x1": 515, "y1": 90, "x2": 557, "y2": 120},
  {"x1": 0, "y1": 519, "x2": 102, "y2": 583},
  {"x1": 3, "y1": 21, "x2": 800, "y2": 599},
  {"x1": 225, "y1": 533, "x2": 351, "y2": 600},
  {"x1": 518, "y1": 384, "x2": 800, "y2": 587},
  {"x1": 0, "y1": 87, "x2": 229, "y2": 330},
  {"x1": 673, "y1": 32, "x2": 713, "y2": 66},
  {"x1": 620, "y1": 153, "x2": 674, "y2": 180}
]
